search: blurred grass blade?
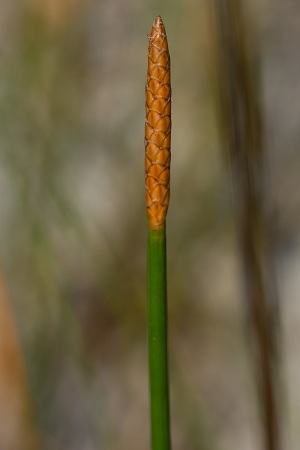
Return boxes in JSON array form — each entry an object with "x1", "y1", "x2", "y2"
[
  {"x1": 145, "y1": 16, "x2": 171, "y2": 450},
  {"x1": 210, "y1": 1, "x2": 282, "y2": 449},
  {"x1": 0, "y1": 269, "x2": 41, "y2": 450}
]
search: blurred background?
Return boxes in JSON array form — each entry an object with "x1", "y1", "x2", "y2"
[{"x1": 0, "y1": 0, "x2": 300, "y2": 449}]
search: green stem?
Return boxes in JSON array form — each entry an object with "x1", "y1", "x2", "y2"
[{"x1": 147, "y1": 226, "x2": 171, "y2": 450}]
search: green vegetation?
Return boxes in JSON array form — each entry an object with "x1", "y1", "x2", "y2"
[{"x1": 147, "y1": 227, "x2": 171, "y2": 450}]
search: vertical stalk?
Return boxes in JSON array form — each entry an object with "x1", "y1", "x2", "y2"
[
  {"x1": 211, "y1": 2, "x2": 281, "y2": 449},
  {"x1": 147, "y1": 227, "x2": 170, "y2": 450},
  {"x1": 145, "y1": 16, "x2": 171, "y2": 450}
]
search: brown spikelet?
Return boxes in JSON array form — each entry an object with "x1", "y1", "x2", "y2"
[{"x1": 145, "y1": 16, "x2": 171, "y2": 230}]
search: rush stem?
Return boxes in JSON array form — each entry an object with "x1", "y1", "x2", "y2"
[{"x1": 147, "y1": 226, "x2": 171, "y2": 450}]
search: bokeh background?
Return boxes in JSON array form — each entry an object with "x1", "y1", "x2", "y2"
[{"x1": 0, "y1": 0, "x2": 300, "y2": 449}]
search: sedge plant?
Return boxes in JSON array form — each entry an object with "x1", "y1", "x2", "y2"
[{"x1": 145, "y1": 16, "x2": 172, "y2": 450}]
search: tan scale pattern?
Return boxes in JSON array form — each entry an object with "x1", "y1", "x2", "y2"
[{"x1": 145, "y1": 16, "x2": 171, "y2": 230}]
